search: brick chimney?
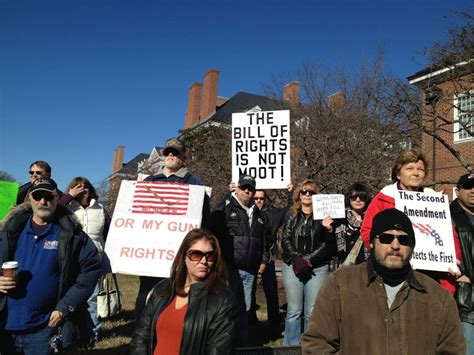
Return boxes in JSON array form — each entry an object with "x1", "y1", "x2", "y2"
[
  {"x1": 328, "y1": 92, "x2": 346, "y2": 112},
  {"x1": 185, "y1": 82, "x2": 203, "y2": 129},
  {"x1": 283, "y1": 81, "x2": 300, "y2": 104},
  {"x1": 112, "y1": 145, "x2": 125, "y2": 173},
  {"x1": 200, "y1": 68, "x2": 220, "y2": 120}
]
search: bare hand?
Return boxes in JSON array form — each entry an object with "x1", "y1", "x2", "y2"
[
  {"x1": 287, "y1": 183, "x2": 294, "y2": 192},
  {"x1": 258, "y1": 263, "x2": 266, "y2": 274},
  {"x1": 229, "y1": 182, "x2": 237, "y2": 192},
  {"x1": 322, "y1": 216, "x2": 334, "y2": 232},
  {"x1": 448, "y1": 267, "x2": 462, "y2": 279},
  {"x1": 68, "y1": 184, "x2": 86, "y2": 198},
  {"x1": 456, "y1": 275, "x2": 471, "y2": 283},
  {"x1": 0, "y1": 276, "x2": 16, "y2": 293},
  {"x1": 48, "y1": 310, "x2": 64, "y2": 327}
]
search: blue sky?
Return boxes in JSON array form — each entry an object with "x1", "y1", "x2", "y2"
[{"x1": 0, "y1": 0, "x2": 470, "y2": 190}]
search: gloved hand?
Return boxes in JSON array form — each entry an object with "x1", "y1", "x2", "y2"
[{"x1": 293, "y1": 257, "x2": 313, "y2": 277}]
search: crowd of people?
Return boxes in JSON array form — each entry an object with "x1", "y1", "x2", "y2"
[{"x1": 0, "y1": 142, "x2": 472, "y2": 354}]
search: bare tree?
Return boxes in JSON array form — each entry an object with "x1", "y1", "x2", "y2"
[{"x1": 0, "y1": 171, "x2": 16, "y2": 182}]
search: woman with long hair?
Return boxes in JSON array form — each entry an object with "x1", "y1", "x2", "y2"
[
  {"x1": 281, "y1": 180, "x2": 337, "y2": 346},
  {"x1": 61, "y1": 176, "x2": 110, "y2": 342},
  {"x1": 130, "y1": 228, "x2": 238, "y2": 355},
  {"x1": 332, "y1": 182, "x2": 371, "y2": 268}
]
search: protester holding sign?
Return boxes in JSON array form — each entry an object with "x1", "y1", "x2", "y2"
[
  {"x1": 61, "y1": 177, "x2": 111, "y2": 342},
  {"x1": 130, "y1": 229, "x2": 238, "y2": 355},
  {"x1": 360, "y1": 148, "x2": 461, "y2": 294},
  {"x1": 134, "y1": 138, "x2": 210, "y2": 323},
  {"x1": 331, "y1": 182, "x2": 371, "y2": 269},
  {"x1": 281, "y1": 180, "x2": 336, "y2": 346}
]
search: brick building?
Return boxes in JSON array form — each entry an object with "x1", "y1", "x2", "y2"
[{"x1": 408, "y1": 61, "x2": 473, "y2": 198}]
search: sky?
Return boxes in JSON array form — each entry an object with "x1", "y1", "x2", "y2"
[{"x1": 0, "y1": 0, "x2": 471, "y2": 190}]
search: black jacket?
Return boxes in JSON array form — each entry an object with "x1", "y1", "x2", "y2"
[
  {"x1": 130, "y1": 280, "x2": 238, "y2": 355},
  {"x1": 282, "y1": 209, "x2": 337, "y2": 268},
  {"x1": 0, "y1": 203, "x2": 102, "y2": 348},
  {"x1": 209, "y1": 196, "x2": 271, "y2": 273},
  {"x1": 450, "y1": 199, "x2": 473, "y2": 323}
]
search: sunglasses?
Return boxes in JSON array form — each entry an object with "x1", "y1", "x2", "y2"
[
  {"x1": 254, "y1": 197, "x2": 265, "y2": 201},
  {"x1": 187, "y1": 249, "x2": 216, "y2": 262},
  {"x1": 31, "y1": 191, "x2": 56, "y2": 202},
  {"x1": 300, "y1": 189, "x2": 317, "y2": 196},
  {"x1": 376, "y1": 233, "x2": 414, "y2": 246},
  {"x1": 164, "y1": 147, "x2": 181, "y2": 157},
  {"x1": 29, "y1": 170, "x2": 43, "y2": 176},
  {"x1": 349, "y1": 193, "x2": 368, "y2": 201},
  {"x1": 239, "y1": 185, "x2": 255, "y2": 192}
]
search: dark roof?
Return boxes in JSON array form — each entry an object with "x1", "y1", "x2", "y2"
[
  {"x1": 207, "y1": 91, "x2": 290, "y2": 124},
  {"x1": 113, "y1": 153, "x2": 149, "y2": 175}
]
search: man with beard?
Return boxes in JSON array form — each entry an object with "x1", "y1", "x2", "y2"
[
  {"x1": 134, "y1": 138, "x2": 210, "y2": 322},
  {"x1": 0, "y1": 178, "x2": 101, "y2": 353},
  {"x1": 450, "y1": 173, "x2": 474, "y2": 353},
  {"x1": 302, "y1": 208, "x2": 465, "y2": 354}
]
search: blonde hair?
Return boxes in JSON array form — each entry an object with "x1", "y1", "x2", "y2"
[{"x1": 290, "y1": 179, "x2": 319, "y2": 217}]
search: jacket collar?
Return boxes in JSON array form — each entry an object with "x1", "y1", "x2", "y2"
[
  {"x1": 366, "y1": 257, "x2": 425, "y2": 292},
  {"x1": 155, "y1": 165, "x2": 189, "y2": 178}
]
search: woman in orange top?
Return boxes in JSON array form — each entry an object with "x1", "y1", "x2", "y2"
[{"x1": 130, "y1": 229, "x2": 238, "y2": 355}]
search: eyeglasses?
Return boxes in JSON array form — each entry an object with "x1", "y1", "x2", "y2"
[
  {"x1": 29, "y1": 170, "x2": 43, "y2": 176},
  {"x1": 31, "y1": 191, "x2": 56, "y2": 202},
  {"x1": 349, "y1": 193, "x2": 368, "y2": 201},
  {"x1": 239, "y1": 185, "x2": 255, "y2": 192},
  {"x1": 187, "y1": 249, "x2": 216, "y2": 262},
  {"x1": 376, "y1": 233, "x2": 414, "y2": 246},
  {"x1": 300, "y1": 189, "x2": 316, "y2": 196},
  {"x1": 254, "y1": 197, "x2": 265, "y2": 201}
]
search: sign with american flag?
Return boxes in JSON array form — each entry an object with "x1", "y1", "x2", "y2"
[
  {"x1": 395, "y1": 190, "x2": 456, "y2": 272},
  {"x1": 104, "y1": 180, "x2": 207, "y2": 277}
]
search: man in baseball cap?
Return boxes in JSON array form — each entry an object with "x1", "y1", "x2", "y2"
[{"x1": 302, "y1": 208, "x2": 465, "y2": 354}]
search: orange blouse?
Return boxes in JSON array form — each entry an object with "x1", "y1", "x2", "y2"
[{"x1": 154, "y1": 297, "x2": 188, "y2": 355}]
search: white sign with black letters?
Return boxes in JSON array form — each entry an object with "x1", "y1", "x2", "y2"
[
  {"x1": 232, "y1": 110, "x2": 290, "y2": 189},
  {"x1": 312, "y1": 194, "x2": 346, "y2": 220}
]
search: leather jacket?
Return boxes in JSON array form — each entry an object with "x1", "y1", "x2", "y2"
[
  {"x1": 281, "y1": 209, "x2": 336, "y2": 268},
  {"x1": 450, "y1": 199, "x2": 473, "y2": 323},
  {"x1": 130, "y1": 279, "x2": 238, "y2": 355}
]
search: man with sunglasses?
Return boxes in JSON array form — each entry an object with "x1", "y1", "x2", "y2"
[
  {"x1": 135, "y1": 138, "x2": 210, "y2": 323},
  {"x1": 302, "y1": 208, "x2": 465, "y2": 354},
  {"x1": 450, "y1": 173, "x2": 474, "y2": 353},
  {"x1": 16, "y1": 160, "x2": 52, "y2": 204},
  {"x1": 209, "y1": 175, "x2": 271, "y2": 346},
  {"x1": 0, "y1": 178, "x2": 102, "y2": 353}
]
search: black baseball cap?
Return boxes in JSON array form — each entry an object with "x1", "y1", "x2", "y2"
[{"x1": 456, "y1": 173, "x2": 474, "y2": 190}]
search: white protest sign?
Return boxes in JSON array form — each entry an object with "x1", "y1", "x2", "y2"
[
  {"x1": 104, "y1": 180, "x2": 205, "y2": 277},
  {"x1": 395, "y1": 190, "x2": 456, "y2": 272},
  {"x1": 312, "y1": 194, "x2": 345, "y2": 220},
  {"x1": 232, "y1": 110, "x2": 291, "y2": 189}
]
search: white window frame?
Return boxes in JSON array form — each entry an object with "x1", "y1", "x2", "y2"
[{"x1": 453, "y1": 91, "x2": 474, "y2": 143}]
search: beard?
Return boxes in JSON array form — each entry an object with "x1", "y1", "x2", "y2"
[
  {"x1": 31, "y1": 203, "x2": 55, "y2": 222},
  {"x1": 374, "y1": 249, "x2": 412, "y2": 270}
]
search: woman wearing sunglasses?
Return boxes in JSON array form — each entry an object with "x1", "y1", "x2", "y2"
[
  {"x1": 130, "y1": 229, "x2": 238, "y2": 355},
  {"x1": 332, "y1": 182, "x2": 371, "y2": 269},
  {"x1": 360, "y1": 148, "x2": 461, "y2": 294},
  {"x1": 281, "y1": 180, "x2": 337, "y2": 346}
]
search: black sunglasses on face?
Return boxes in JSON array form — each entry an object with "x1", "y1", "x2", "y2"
[
  {"x1": 239, "y1": 185, "x2": 255, "y2": 192},
  {"x1": 300, "y1": 189, "x2": 316, "y2": 196},
  {"x1": 29, "y1": 170, "x2": 43, "y2": 176},
  {"x1": 376, "y1": 233, "x2": 413, "y2": 246},
  {"x1": 31, "y1": 191, "x2": 55, "y2": 202},
  {"x1": 164, "y1": 147, "x2": 181, "y2": 157},
  {"x1": 254, "y1": 197, "x2": 265, "y2": 201},
  {"x1": 349, "y1": 193, "x2": 368, "y2": 201},
  {"x1": 187, "y1": 250, "x2": 216, "y2": 262}
]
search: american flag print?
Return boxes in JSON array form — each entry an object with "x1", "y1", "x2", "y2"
[{"x1": 131, "y1": 181, "x2": 190, "y2": 215}]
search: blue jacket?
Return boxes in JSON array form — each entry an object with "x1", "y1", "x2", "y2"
[{"x1": 0, "y1": 203, "x2": 102, "y2": 348}]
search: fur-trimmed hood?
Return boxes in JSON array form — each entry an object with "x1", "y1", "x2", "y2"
[{"x1": 0, "y1": 202, "x2": 82, "y2": 232}]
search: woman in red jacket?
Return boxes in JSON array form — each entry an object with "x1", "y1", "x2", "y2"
[{"x1": 361, "y1": 148, "x2": 461, "y2": 293}]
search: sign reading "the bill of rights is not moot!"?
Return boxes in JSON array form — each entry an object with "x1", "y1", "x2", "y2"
[
  {"x1": 395, "y1": 190, "x2": 457, "y2": 272},
  {"x1": 232, "y1": 110, "x2": 291, "y2": 189},
  {"x1": 104, "y1": 181, "x2": 206, "y2": 278}
]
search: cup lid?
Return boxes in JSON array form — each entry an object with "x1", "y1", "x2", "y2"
[{"x1": 2, "y1": 261, "x2": 18, "y2": 268}]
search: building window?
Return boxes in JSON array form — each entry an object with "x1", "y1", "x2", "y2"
[{"x1": 454, "y1": 92, "x2": 474, "y2": 142}]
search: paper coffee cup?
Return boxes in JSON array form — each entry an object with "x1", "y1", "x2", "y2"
[{"x1": 2, "y1": 261, "x2": 18, "y2": 280}]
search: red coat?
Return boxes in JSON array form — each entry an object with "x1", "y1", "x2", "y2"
[{"x1": 360, "y1": 183, "x2": 461, "y2": 294}]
